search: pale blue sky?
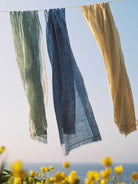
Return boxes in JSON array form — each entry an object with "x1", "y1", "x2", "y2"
[{"x1": 0, "y1": 0, "x2": 138, "y2": 163}]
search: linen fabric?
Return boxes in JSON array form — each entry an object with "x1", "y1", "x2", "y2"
[
  {"x1": 81, "y1": 3, "x2": 137, "y2": 135},
  {"x1": 45, "y1": 8, "x2": 101, "y2": 155},
  {"x1": 10, "y1": 11, "x2": 48, "y2": 143}
]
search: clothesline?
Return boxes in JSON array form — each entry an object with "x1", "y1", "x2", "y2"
[
  {"x1": 66, "y1": 0, "x2": 120, "y2": 9},
  {"x1": 0, "y1": 0, "x2": 120, "y2": 13}
]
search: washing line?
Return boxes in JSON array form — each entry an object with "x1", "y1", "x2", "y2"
[{"x1": 0, "y1": 0, "x2": 120, "y2": 13}]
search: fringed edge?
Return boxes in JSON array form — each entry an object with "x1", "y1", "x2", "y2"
[
  {"x1": 30, "y1": 134, "x2": 47, "y2": 144},
  {"x1": 115, "y1": 119, "x2": 138, "y2": 136},
  {"x1": 62, "y1": 136, "x2": 102, "y2": 156}
]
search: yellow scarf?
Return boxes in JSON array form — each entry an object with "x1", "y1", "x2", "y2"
[{"x1": 81, "y1": 3, "x2": 137, "y2": 135}]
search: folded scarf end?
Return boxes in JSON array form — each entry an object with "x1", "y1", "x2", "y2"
[
  {"x1": 30, "y1": 134, "x2": 47, "y2": 144},
  {"x1": 117, "y1": 121, "x2": 137, "y2": 136},
  {"x1": 62, "y1": 136, "x2": 102, "y2": 156}
]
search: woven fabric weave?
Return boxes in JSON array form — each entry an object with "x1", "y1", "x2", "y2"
[
  {"x1": 81, "y1": 3, "x2": 137, "y2": 135},
  {"x1": 45, "y1": 8, "x2": 101, "y2": 155},
  {"x1": 10, "y1": 11, "x2": 48, "y2": 142}
]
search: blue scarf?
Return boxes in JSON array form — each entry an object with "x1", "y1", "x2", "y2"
[{"x1": 45, "y1": 8, "x2": 101, "y2": 155}]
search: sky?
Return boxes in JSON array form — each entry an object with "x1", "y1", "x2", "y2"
[{"x1": 0, "y1": 0, "x2": 138, "y2": 163}]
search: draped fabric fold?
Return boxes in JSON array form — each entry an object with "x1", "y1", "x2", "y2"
[
  {"x1": 45, "y1": 8, "x2": 101, "y2": 155},
  {"x1": 10, "y1": 11, "x2": 48, "y2": 143},
  {"x1": 81, "y1": 3, "x2": 137, "y2": 135}
]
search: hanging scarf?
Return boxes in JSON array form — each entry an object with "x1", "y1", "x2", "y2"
[
  {"x1": 45, "y1": 8, "x2": 101, "y2": 155},
  {"x1": 81, "y1": 3, "x2": 137, "y2": 135},
  {"x1": 10, "y1": 11, "x2": 48, "y2": 143}
]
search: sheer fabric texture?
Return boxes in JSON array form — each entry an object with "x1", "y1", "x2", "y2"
[
  {"x1": 81, "y1": 3, "x2": 137, "y2": 135},
  {"x1": 45, "y1": 8, "x2": 101, "y2": 155},
  {"x1": 10, "y1": 11, "x2": 48, "y2": 143}
]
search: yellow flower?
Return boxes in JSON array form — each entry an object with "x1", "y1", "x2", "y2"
[
  {"x1": 102, "y1": 157, "x2": 112, "y2": 167},
  {"x1": 49, "y1": 165, "x2": 54, "y2": 171},
  {"x1": 29, "y1": 177, "x2": 33, "y2": 181},
  {"x1": 100, "y1": 170, "x2": 107, "y2": 179},
  {"x1": 18, "y1": 170, "x2": 26, "y2": 178},
  {"x1": 65, "y1": 176, "x2": 69, "y2": 182},
  {"x1": 85, "y1": 178, "x2": 96, "y2": 184},
  {"x1": 11, "y1": 161, "x2": 26, "y2": 178},
  {"x1": 68, "y1": 174, "x2": 77, "y2": 183},
  {"x1": 11, "y1": 161, "x2": 22, "y2": 173},
  {"x1": 50, "y1": 177, "x2": 56, "y2": 182},
  {"x1": 100, "y1": 168, "x2": 112, "y2": 178},
  {"x1": 14, "y1": 177, "x2": 22, "y2": 184},
  {"x1": 41, "y1": 166, "x2": 48, "y2": 173},
  {"x1": 106, "y1": 168, "x2": 112, "y2": 176},
  {"x1": 63, "y1": 161, "x2": 70, "y2": 168},
  {"x1": 23, "y1": 181, "x2": 27, "y2": 184},
  {"x1": 62, "y1": 180, "x2": 66, "y2": 184},
  {"x1": 36, "y1": 182, "x2": 43, "y2": 184},
  {"x1": 55, "y1": 171, "x2": 65, "y2": 182},
  {"x1": 131, "y1": 172, "x2": 138, "y2": 180},
  {"x1": 13, "y1": 170, "x2": 26, "y2": 178},
  {"x1": 100, "y1": 179, "x2": 108, "y2": 184},
  {"x1": 70, "y1": 171, "x2": 77, "y2": 175},
  {"x1": 29, "y1": 170, "x2": 36, "y2": 177},
  {"x1": 68, "y1": 171, "x2": 79, "y2": 183},
  {"x1": 37, "y1": 173, "x2": 42, "y2": 177},
  {"x1": 0, "y1": 146, "x2": 6, "y2": 154},
  {"x1": 23, "y1": 182, "x2": 27, "y2": 184},
  {"x1": 85, "y1": 178, "x2": 91, "y2": 184},
  {"x1": 87, "y1": 171, "x2": 100, "y2": 181},
  {"x1": 114, "y1": 166, "x2": 123, "y2": 174}
]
